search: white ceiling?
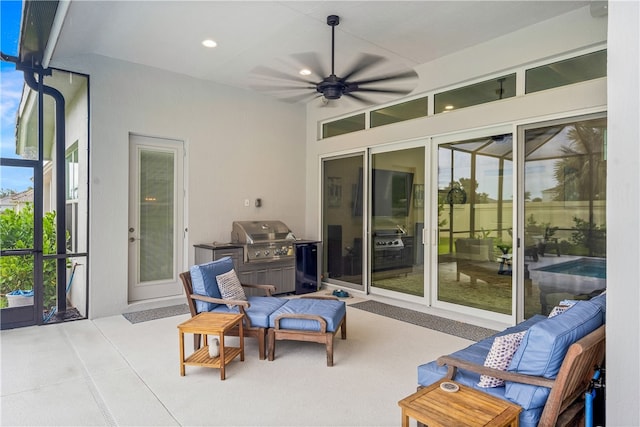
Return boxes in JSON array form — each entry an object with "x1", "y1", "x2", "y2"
[{"x1": 52, "y1": 1, "x2": 591, "y2": 103}]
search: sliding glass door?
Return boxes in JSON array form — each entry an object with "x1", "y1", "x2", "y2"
[
  {"x1": 321, "y1": 145, "x2": 425, "y2": 299},
  {"x1": 435, "y1": 130, "x2": 514, "y2": 316},
  {"x1": 370, "y1": 145, "x2": 425, "y2": 298},
  {"x1": 320, "y1": 115, "x2": 606, "y2": 322},
  {"x1": 322, "y1": 154, "x2": 365, "y2": 291},
  {"x1": 521, "y1": 115, "x2": 607, "y2": 318}
]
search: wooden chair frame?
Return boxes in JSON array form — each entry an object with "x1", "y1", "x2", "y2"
[
  {"x1": 435, "y1": 325, "x2": 605, "y2": 427},
  {"x1": 179, "y1": 271, "x2": 276, "y2": 360}
]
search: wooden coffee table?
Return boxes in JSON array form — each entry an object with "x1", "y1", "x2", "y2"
[
  {"x1": 178, "y1": 312, "x2": 244, "y2": 380},
  {"x1": 398, "y1": 380, "x2": 521, "y2": 427}
]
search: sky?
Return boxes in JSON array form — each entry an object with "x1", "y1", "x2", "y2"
[{"x1": 1, "y1": 0, "x2": 33, "y2": 193}]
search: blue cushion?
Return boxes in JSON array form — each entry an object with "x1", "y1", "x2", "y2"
[
  {"x1": 189, "y1": 257, "x2": 233, "y2": 312},
  {"x1": 269, "y1": 298, "x2": 346, "y2": 332},
  {"x1": 417, "y1": 315, "x2": 545, "y2": 388},
  {"x1": 212, "y1": 296, "x2": 287, "y2": 328},
  {"x1": 417, "y1": 315, "x2": 547, "y2": 427},
  {"x1": 588, "y1": 292, "x2": 606, "y2": 320},
  {"x1": 505, "y1": 300, "x2": 604, "y2": 410}
]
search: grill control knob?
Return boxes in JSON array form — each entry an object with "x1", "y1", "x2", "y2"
[
  {"x1": 255, "y1": 251, "x2": 261, "y2": 257},
  {"x1": 264, "y1": 250, "x2": 270, "y2": 256}
]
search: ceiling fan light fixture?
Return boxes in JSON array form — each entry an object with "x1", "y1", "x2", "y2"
[
  {"x1": 323, "y1": 88, "x2": 343, "y2": 100},
  {"x1": 320, "y1": 83, "x2": 344, "y2": 99}
]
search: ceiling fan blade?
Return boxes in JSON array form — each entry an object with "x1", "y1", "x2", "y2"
[
  {"x1": 344, "y1": 92, "x2": 376, "y2": 105},
  {"x1": 340, "y1": 53, "x2": 386, "y2": 82},
  {"x1": 353, "y1": 69, "x2": 418, "y2": 86},
  {"x1": 353, "y1": 87, "x2": 414, "y2": 95},
  {"x1": 252, "y1": 65, "x2": 315, "y2": 84},
  {"x1": 281, "y1": 92, "x2": 322, "y2": 104},
  {"x1": 291, "y1": 52, "x2": 327, "y2": 78},
  {"x1": 250, "y1": 84, "x2": 317, "y2": 92}
]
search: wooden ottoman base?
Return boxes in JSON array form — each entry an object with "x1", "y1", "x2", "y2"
[{"x1": 267, "y1": 297, "x2": 347, "y2": 366}]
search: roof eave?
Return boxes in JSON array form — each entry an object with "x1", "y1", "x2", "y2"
[{"x1": 18, "y1": 0, "x2": 59, "y2": 69}]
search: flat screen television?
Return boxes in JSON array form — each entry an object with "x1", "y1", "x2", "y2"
[{"x1": 352, "y1": 168, "x2": 414, "y2": 217}]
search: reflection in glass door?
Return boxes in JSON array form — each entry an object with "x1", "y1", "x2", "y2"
[
  {"x1": 522, "y1": 115, "x2": 607, "y2": 318},
  {"x1": 436, "y1": 133, "x2": 514, "y2": 315},
  {"x1": 322, "y1": 154, "x2": 365, "y2": 291},
  {"x1": 370, "y1": 146, "x2": 425, "y2": 297}
]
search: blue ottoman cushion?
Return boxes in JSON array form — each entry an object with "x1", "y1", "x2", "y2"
[{"x1": 269, "y1": 298, "x2": 346, "y2": 332}]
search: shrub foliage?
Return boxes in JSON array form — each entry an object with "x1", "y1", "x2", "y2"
[{"x1": 1, "y1": 203, "x2": 59, "y2": 309}]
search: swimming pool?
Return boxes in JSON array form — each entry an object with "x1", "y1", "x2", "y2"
[
  {"x1": 535, "y1": 257, "x2": 606, "y2": 279},
  {"x1": 531, "y1": 257, "x2": 607, "y2": 310}
]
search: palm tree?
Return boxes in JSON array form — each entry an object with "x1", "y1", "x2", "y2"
[
  {"x1": 551, "y1": 123, "x2": 606, "y2": 202},
  {"x1": 550, "y1": 122, "x2": 607, "y2": 256}
]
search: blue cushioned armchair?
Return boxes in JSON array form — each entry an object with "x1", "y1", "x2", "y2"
[{"x1": 179, "y1": 257, "x2": 285, "y2": 360}]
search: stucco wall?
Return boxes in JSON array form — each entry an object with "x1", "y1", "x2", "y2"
[
  {"x1": 53, "y1": 54, "x2": 306, "y2": 318},
  {"x1": 607, "y1": 1, "x2": 640, "y2": 425}
]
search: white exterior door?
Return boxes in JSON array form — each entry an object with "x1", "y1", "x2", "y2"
[{"x1": 128, "y1": 134, "x2": 185, "y2": 302}]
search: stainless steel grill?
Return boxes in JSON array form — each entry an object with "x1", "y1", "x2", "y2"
[
  {"x1": 373, "y1": 229, "x2": 405, "y2": 251},
  {"x1": 231, "y1": 220, "x2": 296, "y2": 263}
]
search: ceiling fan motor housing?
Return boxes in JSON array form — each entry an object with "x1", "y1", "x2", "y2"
[{"x1": 318, "y1": 75, "x2": 346, "y2": 99}]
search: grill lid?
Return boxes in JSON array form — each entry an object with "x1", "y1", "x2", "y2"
[{"x1": 231, "y1": 220, "x2": 295, "y2": 244}]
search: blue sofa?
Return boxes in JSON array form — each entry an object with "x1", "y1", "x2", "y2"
[{"x1": 417, "y1": 293, "x2": 606, "y2": 427}]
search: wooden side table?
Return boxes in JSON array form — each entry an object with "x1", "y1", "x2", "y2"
[
  {"x1": 178, "y1": 312, "x2": 244, "y2": 380},
  {"x1": 398, "y1": 380, "x2": 521, "y2": 427}
]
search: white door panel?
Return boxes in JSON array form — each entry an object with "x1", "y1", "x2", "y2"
[{"x1": 128, "y1": 134, "x2": 184, "y2": 301}]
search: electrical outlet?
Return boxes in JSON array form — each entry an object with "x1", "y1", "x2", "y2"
[{"x1": 244, "y1": 199, "x2": 250, "y2": 207}]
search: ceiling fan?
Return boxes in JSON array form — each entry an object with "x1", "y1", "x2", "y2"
[{"x1": 251, "y1": 15, "x2": 418, "y2": 104}]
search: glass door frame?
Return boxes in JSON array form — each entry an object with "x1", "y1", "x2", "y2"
[
  {"x1": 320, "y1": 150, "x2": 368, "y2": 292},
  {"x1": 0, "y1": 159, "x2": 44, "y2": 328},
  {"x1": 430, "y1": 125, "x2": 516, "y2": 325},
  {"x1": 515, "y1": 111, "x2": 608, "y2": 322},
  {"x1": 369, "y1": 138, "x2": 428, "y2": 304}
]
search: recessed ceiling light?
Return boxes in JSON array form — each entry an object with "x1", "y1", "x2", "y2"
[
  {"x1": 202, "y1": 39, "x2": 217, "y2": 48},
  {"x1": 299, "y1": 69, "x2": 312, "y2": 76}
]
